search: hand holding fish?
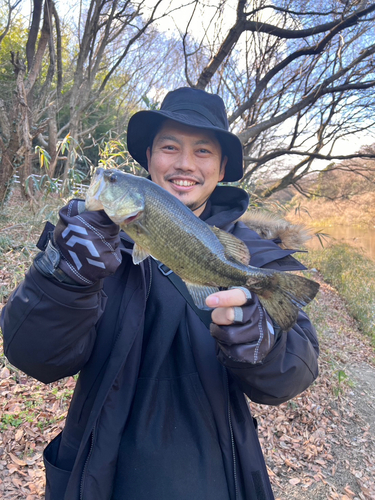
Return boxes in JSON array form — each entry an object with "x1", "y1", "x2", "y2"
[
  {"x1": 206, "y1": 288, "x2": 251, "y2": 325},
  {"x1": 208, "y1": 288, "x2": 277, "y2": 364},
  {"x1": 54, "y1": 199, "x2": 122, "y2": 285}
]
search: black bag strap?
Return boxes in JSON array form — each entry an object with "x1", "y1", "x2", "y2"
[{"x1": 157, "y1": 262, "x2": 212, "y2": 328}]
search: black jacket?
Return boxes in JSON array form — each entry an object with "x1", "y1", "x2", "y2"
[{"x1": 1, "y1": 186, "x2": 319, "y2": 500}]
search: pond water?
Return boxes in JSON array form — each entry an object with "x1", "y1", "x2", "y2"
[{"x1": 305, "y1": 226, "x2": 375, "y2": 261}]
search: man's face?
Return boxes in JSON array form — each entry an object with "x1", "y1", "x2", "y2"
[{"x1": 146, "y1": 120, "x2": 227, "y2": 216}]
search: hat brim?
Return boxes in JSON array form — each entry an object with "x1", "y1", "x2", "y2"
[{"x1": 127, "y1": 109, "x2": 243, "y2": 182}]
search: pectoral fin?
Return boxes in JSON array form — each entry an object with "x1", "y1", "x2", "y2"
[
  {"x1": 210, "y1": 226, "x2": 250, "y2": 265},
  {"x1": 184, "y1": 281, "x2": 220, "y2": 310},
  {"x1": 132, "y1": 243, "x2": 150, "y2": 264}
]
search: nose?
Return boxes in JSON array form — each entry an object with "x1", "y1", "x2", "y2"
[{"x1": 175, "y1": 148, "x2": 195, "y2": 172}]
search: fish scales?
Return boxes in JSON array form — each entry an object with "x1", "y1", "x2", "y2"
[
  {"x1": 85, "y1": 168, "x2": 320, "y2": 330},
  {"x1": 122, "y1": 180, "x2": 249, "y2": 287}
]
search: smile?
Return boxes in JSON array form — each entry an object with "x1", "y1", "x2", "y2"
[{"x1": 171, "y1": 179, "x2": 197, "y2": 187}]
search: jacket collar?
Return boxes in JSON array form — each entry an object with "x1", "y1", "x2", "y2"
[{"x1": 200, "y1": 185, "x2": 249, "y2": 230}]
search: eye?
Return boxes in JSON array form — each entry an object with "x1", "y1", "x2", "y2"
[{"x1": 104, "y1": 170, "x2": 118, "y2": 183}]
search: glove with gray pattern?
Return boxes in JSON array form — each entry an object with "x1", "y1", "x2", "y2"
[
  {"x1": 210, "y1": 292, "x2": 278, "y2": 364},
  {"x1": 53, "y1": 199, "x2": 122, "y2": 285}
]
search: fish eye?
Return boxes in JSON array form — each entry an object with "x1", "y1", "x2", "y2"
[{"x1": 108, "y1": 172, "x2": 117, "y2": 183}]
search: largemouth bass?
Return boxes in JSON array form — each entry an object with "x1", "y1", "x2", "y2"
[{"x1": 85, "y1": 168, "x2": 319, "y2": 330}]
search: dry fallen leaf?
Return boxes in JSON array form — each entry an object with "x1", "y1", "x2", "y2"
[
  {"x1": 0, "y1": 367, "x2": 10, "y2": 378},
  {"x1": 289, "y1": 478, "x2": 301, "y2": 485},
  {"x1": 9, "y1": 453, "x2": 27, "y2": 467},
  {"x1": 14, "y1": 428, "x2": 24, "y2": 442}
]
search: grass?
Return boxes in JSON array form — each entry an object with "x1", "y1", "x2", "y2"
[
  {"x1": 301, "y1": 243, "x2": 375, "y2": 344},
  {"x1": 0, "y1": 188, "x2": 68, "y2": 304}
]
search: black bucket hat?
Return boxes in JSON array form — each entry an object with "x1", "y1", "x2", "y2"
[{"x1": 127, "y1": 87, "x2": 243, "y2": 182}]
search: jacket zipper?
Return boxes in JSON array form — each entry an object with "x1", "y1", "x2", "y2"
[
  {"x1": 78, "y1": 250, "x2": 151, "y2": 499},
  {"x1": 79, "y1": 424, "x2": 96, "y2": 500},
  {"x1": 225, "y1": 371, "x2": 239, "y2": 500},
  {"x1": 146, "y1": 257, "x2": 152, "y2": 301}
]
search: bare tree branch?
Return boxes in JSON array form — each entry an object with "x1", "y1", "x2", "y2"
[
  {"x1": 237, "y1": 43, "x2": 375, "y2": 144},
  {"x1": 196, "y1": 3, "x2": 375, "y2": 92}
]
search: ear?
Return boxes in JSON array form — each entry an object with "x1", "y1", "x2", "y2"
[{"x1": 219, "y1": 155, "x2": 228, "y2": 182}]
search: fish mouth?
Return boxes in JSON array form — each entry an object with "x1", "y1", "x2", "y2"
[
  {"x1": 85, "y1": 173, "x2": 106, "y2": 211},
  {"x1": 110, "y1": 210, "x2": 143, "y2": 225}
]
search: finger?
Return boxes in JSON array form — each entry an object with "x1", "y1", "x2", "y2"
[
  {"x1": 206, "y1": 288, "x2": 249, "y2": 309},
  {"x1": 211, "y1": 307, "x2": 235, "y2": 326}
]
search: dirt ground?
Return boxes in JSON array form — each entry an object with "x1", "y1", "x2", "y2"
[
  {"x1": 1, "y1": 274, "x2": 375, "y2": 499},
  {"x1": 253, "y1": 275, "x2": 375, "y2": 500},
  {"x1": 266, "y1": 360, "x2": 375, "y2": 500}
]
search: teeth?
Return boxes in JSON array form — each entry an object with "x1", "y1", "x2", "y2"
[{"x1": 173, "y1": 180, "x2": 196, "y2": 187}]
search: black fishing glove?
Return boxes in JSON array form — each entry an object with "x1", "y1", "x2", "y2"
[
  {"x1": 35, "y1": 199, "x2": 122, "y2": 286},
  {"x1": 210, "y1": 292, "x2": 278, "y2": 364}
]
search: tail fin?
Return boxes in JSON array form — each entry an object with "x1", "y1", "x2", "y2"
[{"x1": 251, "y1": 273, "x2": 319, "y2": 331}]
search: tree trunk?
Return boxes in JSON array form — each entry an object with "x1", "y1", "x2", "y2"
[
  {"x1": 0, "y1": 136, "x2": 16, "y2": 206},
  {"x1": 11, "y1": 53, "x2": 32, "y2": 199},
  {"x1": 47, "y1": 102, "x2": 58, "y2": 178},
  {"x1": 0, "y1": 99, "x2": 13, "y2": 204},
  {"x1": 0, "y1": 53, "x2": 33, "y2": 203}
]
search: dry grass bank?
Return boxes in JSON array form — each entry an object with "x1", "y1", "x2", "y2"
[
  {"x1": 285, "y1": 191, "x2": 375, "y2": 228},
  {"x1": 280, "y1": 164, "x2": 375, "y2": 228}
]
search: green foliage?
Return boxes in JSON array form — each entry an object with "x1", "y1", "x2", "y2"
[
  {"x1": 0, "y1": 17, "x2": 27, "y2": 92},
  {"x1": 98, "y1": 137, "x2": 148, "y2": 177},
  {"x1": 329, "y1": 367, "x2": 354, "y2": 397},
  {"x1": 24, "y1": 168, "x2": 87, "y2": 201},
  {"x1": 0, "y1": 393, "x2": 65, "y2": 431},
  {"x1": 0, "y1": 414, "x2": 23, "y2": 430},
  {"x1": 25, "y1": 174, "x2": 60, "y2": 196},
  {"x1": 27, "y1": 134, "x2": 90, "y2": 197},
  {"x1": 301, "y1": 244, "x2": 375, "y2": 343},
  {"x1": 142, "y1": 95, "x2": 160, "y2": 110}
]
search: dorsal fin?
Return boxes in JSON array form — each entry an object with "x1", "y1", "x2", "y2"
[{"x1": 210, "y1": 226, "x2": 250, "y2": 265}]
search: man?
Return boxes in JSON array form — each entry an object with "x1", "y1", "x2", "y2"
[{"x1": 1, "y1": 87, "x2": 319, "y2": 500}]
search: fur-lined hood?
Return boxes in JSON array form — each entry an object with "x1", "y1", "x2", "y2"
[
  {"x1": 240, "y1": 211, "x2": 311, "y2": 250},
  {"x1": 205, "y1": 185, "x2": 311, "y2": 251}
]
